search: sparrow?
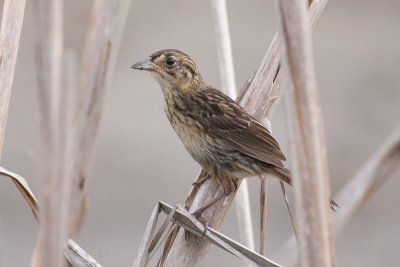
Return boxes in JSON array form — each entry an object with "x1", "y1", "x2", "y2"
[{"x1": 131, "y1": 49, "x2": 334, "y2": 216}]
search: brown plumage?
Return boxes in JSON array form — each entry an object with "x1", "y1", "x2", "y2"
[{"x1": 132, "y1": 49, "x2": 295, "y2": 215}]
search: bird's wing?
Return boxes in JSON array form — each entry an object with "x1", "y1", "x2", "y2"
[{"x1": 193, "y1": 88, "x2": 286, "y2": 168}]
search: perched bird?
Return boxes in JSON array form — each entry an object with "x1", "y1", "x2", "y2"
[{"x1": 131, "y1": 49, "x2": 316, "y2": 216}]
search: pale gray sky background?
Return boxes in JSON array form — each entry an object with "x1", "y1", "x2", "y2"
[{"x1": 0, "y1": 0, "x2": 399, "y2": 266}]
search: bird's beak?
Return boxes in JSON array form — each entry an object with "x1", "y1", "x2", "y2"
[{"x1": 131, "y1": 58, "x2": 155, "y2": 71}]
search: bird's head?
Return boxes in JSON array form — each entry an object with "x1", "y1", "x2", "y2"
[{"x1": 131, "y1": 49, "x2": 202, "y2": 91}]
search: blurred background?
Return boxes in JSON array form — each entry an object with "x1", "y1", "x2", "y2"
[{"x1": 0, "y1": 0, "x2": 399, "y2": 266}]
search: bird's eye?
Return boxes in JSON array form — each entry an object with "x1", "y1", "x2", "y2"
[{"x1": 166, "y1": 57, "x2": 176, "y2": 67}]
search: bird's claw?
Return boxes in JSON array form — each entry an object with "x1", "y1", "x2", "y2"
[{"x1": 330, "y1": 199, "x2": 339, "y2": 211}]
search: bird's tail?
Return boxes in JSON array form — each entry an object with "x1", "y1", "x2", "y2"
[
  {"x1": 271, "y1": 166, "x2": 339, "y2": 211},
  {"x1": 272, "y1": 166, "x2": 292, "y2": 185}
]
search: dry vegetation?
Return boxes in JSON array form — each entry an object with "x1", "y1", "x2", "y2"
[{"x1": 0, "y1": 0, "x2": 399, "y2": 266}]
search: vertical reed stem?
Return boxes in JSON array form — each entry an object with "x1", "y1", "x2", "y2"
[{"x1": 279, "y1": 0, "x2": 336, "y2": 265}]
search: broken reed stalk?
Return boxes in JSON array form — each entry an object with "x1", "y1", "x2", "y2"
[
  {"x1": 210, "y1": 0, "x2": 255, "y2": 254},
  {"x1": 0, "y1": 0, "x2": 27, "y2": 223},
  {"x1": 158, "y1": 1, "x2": 330, "y2": 266},
  {"x1": 0, "y1": 0, "x2": 26, "y2": 156},
  {"x1": 32, "y1": 0, "x2": 65, "y2": 266},
  {"x1": 68, "y1": 0, "x2": 131, "y2": 238},
  {"x1": 279, "y1": 0, "x2": 336, "y2": 266},
  {"x1": 274, "y1": 124, "x2": 400, "y2": 266}
]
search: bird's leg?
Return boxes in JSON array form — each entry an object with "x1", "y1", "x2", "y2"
[{"x1": 191, "y1": 177, "x2": 237, "y2": 219}]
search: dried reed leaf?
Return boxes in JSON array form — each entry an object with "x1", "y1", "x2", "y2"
[
  {"x1": 136, "y1": 202, "x2": 281, "y2": 267},
  {"x1": 148, "y1": 206, "x2": 176, "y2": 256},
  {"x1": 0, "y1": 166, "x2": 39, "y2": 221},
  {"x1": 133, "y1": 203, "x2": 162, "y2": 267},
  {"x1": 65, "y1": 240, "x2": 103, "y2": 267},
  {"x1": 206, "y1": 227, "x2": 280, "y2": 267},
  {"x1": 0, "y1": 165, "x2": 101, "y2": 267}
]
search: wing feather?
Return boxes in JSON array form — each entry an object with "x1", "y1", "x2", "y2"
[{"x1": 193, "y1": 87, "x2": 286, "y2": 168}]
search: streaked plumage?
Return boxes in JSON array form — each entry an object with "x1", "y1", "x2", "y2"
[
  {"x1": 131, "y1": 49, "x2": 292, "y2": 214},
  {"x1": 164, "y1": 82, "x2": 291, "y2": 192}
]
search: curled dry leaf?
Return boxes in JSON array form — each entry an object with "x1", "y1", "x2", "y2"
[{"x1": 0, "y1": 166, "x2": 39, "y2": 221}]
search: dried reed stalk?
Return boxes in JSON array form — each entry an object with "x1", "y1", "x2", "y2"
[
  {"x1": 59, "y1": 51, "x2": 76, "y2": 259},
  {"x1": 274, "y1": 125, "x2": 400, "y2": 266},
  {"x1": 0, "y1": 0, "x2": 26, "y2": 156},
  {"x1": 68, "y1": 0, "x2": 131, "y2": 237},
  {"x1": 279, "y1": 0, "x2": 336, "y2": 266},
  {"x1": 210, "y1": 0, "x2": 255, "y2": 254},
  {"x1": 158, "y1": 1, "x2": 329, "y2": 266},
  {"x1": 65, "y1": 240, "x2": 103, "y2": 267},
  {"x1": 32, "y1": 0, "x2": 65, "y2": 266}
]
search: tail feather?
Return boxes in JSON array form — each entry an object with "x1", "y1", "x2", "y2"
[
  {"x1": 271, "y1": 166, "x2": 338, "y2": 211},
  {"x1": 272, "y1": 166, "x2": 291, "y2": 185}
]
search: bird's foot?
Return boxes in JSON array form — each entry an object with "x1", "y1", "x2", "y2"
[{"x1": 192, "y1": 207, "x2": 206, "y2": 221}]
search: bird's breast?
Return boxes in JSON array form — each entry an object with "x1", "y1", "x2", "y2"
[
  {"x1": 163, "y1": 96, "x2": 256, "y2": 179},
  {"x1": 163, "y1": 95, "x2": 214, "y2": 165}
]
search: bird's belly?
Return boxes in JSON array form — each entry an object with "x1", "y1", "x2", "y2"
[
  {"x1": 173, "y1": 122, "x2": 213, "y2": 163},
  {"x1": 179, "y1": 133, "x2": 263, "y2": 178}
]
